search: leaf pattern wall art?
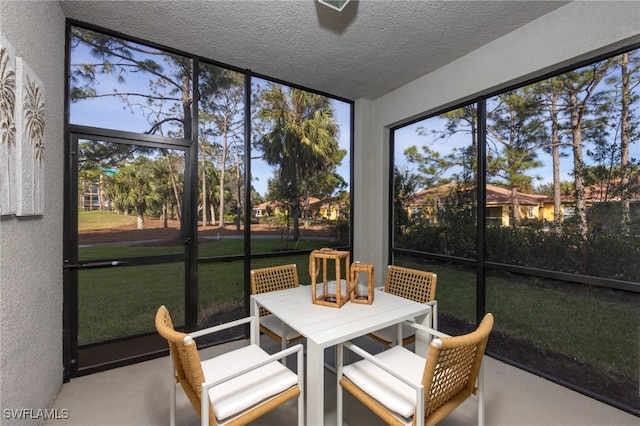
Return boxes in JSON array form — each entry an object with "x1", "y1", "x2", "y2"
[
  {"x1": 15, "y1": 57, "x2": 45, "y2": 216},
  {"x1": 0, "y1": 34, "x2": 17, "y2": 215}
]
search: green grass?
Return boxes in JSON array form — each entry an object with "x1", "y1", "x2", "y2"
[
  {"x1": 396, "y1": 257, "x2": 640, "y2": 381},
  {"x1": 78, "y1": 210, "x2": 136, "y2": 231},
  {"x1": 77, "y1": 236, "x2": 639, "y2": 391},
  {"x1": 77, "y1": 239, "x2": 332, "y2": 343}
]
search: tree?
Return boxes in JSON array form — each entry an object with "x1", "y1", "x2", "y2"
[
  {"x1": 417, "y1": 105, "x2": 479, "y2": 182},
  {"x1": 255, "y1": 85, "x2": 341, "y2": 241},
  {"x1": 403, "y1": 145, "x2": 454, "y2": 189},
  {"x1": 607, "y1": 52, "x2": 640, "y2": 234},
  {"x1": 70, "y1": 28, "x2": 193, "y2": 137},
  {"x1": 533, "y1": 77, "x2": 572, "y2": 228},
  {"x1": 199, "y1": 66, "x2": 245, "y2": 228},
  {"x1": 105, "y1": 157, "x2": 162, "y2": 229},
  {"x1": 559, "y1": 60, "x2": 612, "y2": 242},
  {"x1": 486, "y1": 88, "x2": 547, "y2": 226},
  {"x1": 70, "y1": 28, "x2": 246, "y2": 237},
  {"x1": 70, "y1": 28, "x2": 196, "y2": 237},
  {"x1": 393, "y1": 166, "x2": 421, "y2": 231}
]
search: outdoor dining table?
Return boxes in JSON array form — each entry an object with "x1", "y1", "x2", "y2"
[{"x1": 250, "y1": 285, "x2": 433, "y2": 425}]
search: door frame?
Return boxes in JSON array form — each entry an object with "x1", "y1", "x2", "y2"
[{"x1": 63, "y1": 125, "x2": 196, "y2": 379}]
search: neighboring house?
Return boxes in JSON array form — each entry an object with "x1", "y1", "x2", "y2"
[
  {"x1": 251, "y1": 200, "x2": 273, "y2": 218},
  {"x1": 251, "y1": 197, "x2": 328, "y2": 219},
  {"x1": 407, "y1": 180, "x2": 640, "y2": 227},
  {"x1": 317, "y1": 200, "x2": 348, "y2": 220},
  {"x1": 485, "y1": 185, "x2": 548, "y2": 226},
  {"x1": 408, "y1": 183, "x2": 556, "y2": 227}
]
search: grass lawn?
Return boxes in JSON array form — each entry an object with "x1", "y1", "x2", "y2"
[
  {"x1": 79, "y1": 210, "x2": 137, "y2": 231},
  {"x1": 77, "y1": 239, "x2": 332, "y2": 344},
  {"x1": 79, "y1": 244, "x2": 639, "y2": 384},
  {"x1": 397, "y1": 257, "x2": 639, "y2": 383}
]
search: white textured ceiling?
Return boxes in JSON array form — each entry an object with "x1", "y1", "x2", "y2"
[{"x1": 59, "y1": 0, "x2": 568, "y2": 101}]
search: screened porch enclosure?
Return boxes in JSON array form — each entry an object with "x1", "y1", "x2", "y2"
[{"x1": 62, "y1": 10, "x2": 640, "y2": 420}]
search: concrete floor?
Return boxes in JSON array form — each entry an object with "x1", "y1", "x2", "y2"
[{"x1": 44, "y1": 336, "x2": 637, "y2": 426}]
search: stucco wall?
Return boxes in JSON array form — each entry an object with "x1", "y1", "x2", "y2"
[
  {"x1": 0, "y1": 1, "x2": 65, "y2": 424},
  {"x1": 353, "y1": 1, "x2": 640, "y2": 281}
]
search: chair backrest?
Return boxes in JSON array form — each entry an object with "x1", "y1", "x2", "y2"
[
  {"x1": 155, "y1": 306, "x2": 214, "y2": 425},
  {"x1": 250, "y1": 264, "x2": 299, "y2": 316},
  {"x1": 384, "y1": 265, "x2": 437, "y2": 303},
  {"x1": 422, "y1": 313, "x2": 494, "y2": 425}
]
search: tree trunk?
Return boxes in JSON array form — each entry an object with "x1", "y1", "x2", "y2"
[
  {"x1": 550, "y1": 92, "x2": 563, "y2": 229},
  {"x1": 202, "y1": 153, "x2": 208, "y2": 226},
  {"x1": 218, "y1": 120, "x2": 228, "y2": 228},
  {"x1": 569, "y1": 92, "x2": 588, "y2": 242},
  {"x1": 163, "y1": 203, "x2": 168, "y2": 228},
  {"x1": 619, "y1": 53, "x2": 630, "y2": 235},
  {"x1": 511, "y1": 186, "x2": 521, "y2": 227},
  {"x1": 137, "y1": 209, "x2": 145, "y2": 230},
  {"x1": 165, "y1": 153, "x2": 182, "y2": 221}
]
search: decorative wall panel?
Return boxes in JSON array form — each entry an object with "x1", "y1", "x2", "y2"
[
  {"x1": 0, "y1": 34, "x2": 17, "y2": 215},
  {"x1": 15, "y1": 57, "x2": 45, "y2": 216}
]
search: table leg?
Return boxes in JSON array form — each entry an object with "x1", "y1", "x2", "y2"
[
  {"x1": 414, "y1": 309, "x2": 432, "y2": 356},
  {"x1": 249, "y1": 298, "x2": 260, "y2": 345},
  {"x1": 306, "y1": 340, "x2": 324, "y2": 425}
]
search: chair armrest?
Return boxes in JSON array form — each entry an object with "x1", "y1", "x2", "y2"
[
  {"x1": 188, "y1": 316, "x2": 257, "y2": 340},
  {"x1": 406, "y1": 320, "x2": 449, "y2": 339},
  {"x1": 338, "y1": 341, "x2": 423, "y2": 393}
]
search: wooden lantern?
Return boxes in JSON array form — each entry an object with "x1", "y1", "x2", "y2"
[
  {"x1": 349, "y1": 262, "x2": 374, "y2": 304},
  {"x1": 309, "y1": 248, "x2": 350, "y2": 308}
]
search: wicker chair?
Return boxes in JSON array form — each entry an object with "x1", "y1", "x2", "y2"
[
  {"x1": 337, "y1": 313, "x2": 494, "y2": 426},
  {"x1": 368, "y1": 265, "x2": 438, "y2": 347},
  {"x1": 250, "y1": 264, "x2": 304, "y2": 350},
  {"x1": 155, "y1": 306, "x2": 304, "y2": 426}
]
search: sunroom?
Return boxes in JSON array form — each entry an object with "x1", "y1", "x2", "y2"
[{"x1": 1, "y1": 1, "x2": 639, "y2": 425}]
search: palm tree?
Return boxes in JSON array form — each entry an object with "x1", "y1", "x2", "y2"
[
  {"x1": 256, "y1": 85, "x2": 340, "y2": 241},
  {"x1": 107, "y1": 158, "x2": 162, "y2": 229}
]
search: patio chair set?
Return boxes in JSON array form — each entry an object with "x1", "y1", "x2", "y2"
[{"x1": 155, "y1": 260, "x2": 494, "y2": 426}]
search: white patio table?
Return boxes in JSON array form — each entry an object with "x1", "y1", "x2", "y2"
[{"x1": 250, "y1": 285, "x2": 433, "y2": 425}]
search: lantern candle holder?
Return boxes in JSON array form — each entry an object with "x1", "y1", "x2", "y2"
[
  {"x1": 349, "y1": 261, "x2": 374, "y2": 304},
  {"x1": 309, "y1": 248, "x2": 350, "y2": 308}
]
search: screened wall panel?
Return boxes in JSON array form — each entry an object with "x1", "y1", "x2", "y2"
[
  {"x1": 392, "y1": 105, "x2": 478, "y2": 259},
  {"x1": 78, "y1": 263, "x2": 184, "y2": 345},
  {"x1": 69, "y1": 27, "x2": 192, "y2": 137},
  {"x1": 390, "y1": 46, "x2": 640, "y2": 415},
  {"x1": 197, "y1": 63, "x2": 246, "y2": 252},
  {"x1": 249, "y1": 77, "x2": 351, "y2": 254}
]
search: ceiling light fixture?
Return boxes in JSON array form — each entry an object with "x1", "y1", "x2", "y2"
[{"x1": 318, "y1": 0, "x2": 350, "y2": 12}]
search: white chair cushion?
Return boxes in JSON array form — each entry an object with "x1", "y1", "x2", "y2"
[
  {"x1": 342, "y1": 345, "x2": 425, "y2": 419},
  {"x1": 201, "y1": 344, "x2": 298, "y2": 423},
  {"x1": 370, "y1": 322, "x2": 416, "y2": 343},
  {"x1": 260, "y1": 314, "x2": 303, "y2": 341}
]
